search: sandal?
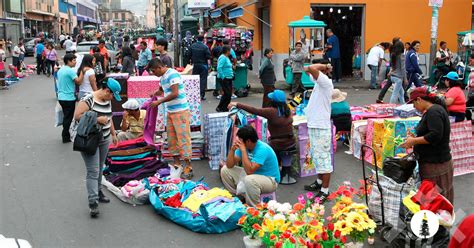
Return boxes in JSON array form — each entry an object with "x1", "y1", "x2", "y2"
[{"x1": 181, "y1": 166, "x2": 194, "y2": 179}]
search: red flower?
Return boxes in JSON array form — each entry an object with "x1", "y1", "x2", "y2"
[
  {"x1": 341, "y1": 236, "x2": 347, "y2": 243},
  {"x1": 334, "y1": 230, "x2": 341, "y2": 239},
  {"x1": 246, "y1": 207, "x2": 256, "y2": 216},
  {"x1": 270, "y1": 234, "x2": 276, "y2": 240},
  {"x1": 309, "y1": 220, "x2": 319, "y2": 226},
  {"x1": 315, "y1": 244, "x2": 322, "y2": 248},
  {"x1": 282, "y1": 231, "x2": 291, "y2": 239},
  {"x1": 294, "y1": 220, "x2": 306, "y2": 227},
  {"x1": 328, "y1": 223, "x2": 334, "y2": 231},
  {"x1": 298, "y1": 237, "x2": 306, "y2": 245},
  {"x1": 327, "y1": 192, "x2": 339, "y2": 200},
  {"x1": 289, "y1": 236, "x2": 296, "y2": 244},
  {"x1": 275, "y1": 241, "x2": 283, "y2": 248},
  {"x1": 322, "y1": 232, "x2": 328, "y2": 241},
  {"x1": 306, "y1": 242, "x2": 314, "y2": 248},
  {"x1": 252, "y1": 223, "x2": 261, "y2": 230},
  {"x1": 238, "y1": 215, "x2": 247, "y2": 225},
  {"x1": 252, "y1": 209, "x2": 260, "y2": 217},
  {"x1": 293, "y1": 203, "x2": 305, "y2": 211},
  {"x1": 335, "y1": 245, "x2": 340, "y2": 248}
]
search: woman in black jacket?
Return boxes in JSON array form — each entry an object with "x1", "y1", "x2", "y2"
[
  {"x1": 120, "y1": 46, "x2": 135, "y2": 75},
  {"x1": 259, "y1": 48, "x2": 276, "y2": 107}
]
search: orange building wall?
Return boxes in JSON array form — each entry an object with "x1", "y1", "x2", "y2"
[{"x1": 217, "y1": 0, "x2": 471, "y2": 54}]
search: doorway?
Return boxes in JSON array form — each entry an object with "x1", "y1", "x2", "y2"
[{"x1": 312, "y1": 5, "x2": 364, "y2": 78}]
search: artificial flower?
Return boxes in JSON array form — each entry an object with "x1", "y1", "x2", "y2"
[
  {"x1": 306, "y1": 191, "x2": 314, "y2": 199},
  {"x1": 334, "y1": 220, "x2": 353, "y2": 236},
  {"x1": 238, "y1": 215, "x2": 247, "y2": 225},
  {"x1": 293, "y1": 220, "x2": 305, "y2": 227},
  {"x1": 273, "y1": 213, "x2": 286, "y2": 221},
  {"x1": 298, "y1": 194, "x2": 306, "y2": 204},
  {"x1": 293, "y1": 203, "x2": 305, "y2": 211},
  {"x1": 252, "y1": 223, "x2": 262, "y2": 230},
  {"x1": 327, "y1": 223, "x2": 334, "y2": 231},
  {"x1": 322, "y1": 231, "x2": 328, "y2": 241},
  {"x1": 334, "y1": 229, "x2": 341, "y2": 238},
  {"x1": 346, "y1": 212, "x2": 365, "y2": 231}
]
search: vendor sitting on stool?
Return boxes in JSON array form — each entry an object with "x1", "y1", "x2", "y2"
[
  {"x1": 331, "y1": 89, "x2": 352, "y2": 133},
  {"x1": 118, "y1": 99, "x2": 146, "y2": 141},
  {"x1": 221, "y1": 125, "x2": 280, "y2": 207}
]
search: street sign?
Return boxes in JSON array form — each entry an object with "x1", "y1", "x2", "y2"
[
  {"x1": 188, "y1": 0, "x2": 215, "y2": 9},
  {"x1": 428, "y1": 0, "x2": 443, "y2": 7}
]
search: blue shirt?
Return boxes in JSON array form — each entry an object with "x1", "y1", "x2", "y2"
[
  {"x1": 326, "y1": 35, "x2": 340, "y2": 59},
  {"x1": 160, "y1": 68, "x2": 189, "y2": 113},
  {"x1": 230, "y1": 48, "x2": 237, "y2": 60},
  {"x1": 217, "y1": 54, "x2": 234, "y2": 79},
  {"x1": 35, "y1": 43, "x2": 45, "y2": 56},
  {"x1": 57, "y1": 66, "x2": 78, "y2": 101},
  {"x1": 235, "y1": 140, "x2": 281, "y2": 183},
  {"x1": 137, "y1": 48, "x2": 152, "y2": 67}
]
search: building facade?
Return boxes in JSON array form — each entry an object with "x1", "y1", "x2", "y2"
[
  {"x1": 58, "y1": 0, "x2": 77, "y2": 35},
  {"x1": 76, "y1": 0, "x2": 99, "y2": 28},
  {"x1": 100, "y1": 9, "x2": 135, "y2": 30},
  {"x1": 0, "y1": 0, "x2": 24, "y2": 43},
  {"x1": 24, "y1": 0, "x2": 58, "y2": 38},
  {"x1": 216, "y1": 0, "x2": 472, "y2": 81}
]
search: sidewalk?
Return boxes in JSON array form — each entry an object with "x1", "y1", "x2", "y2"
[{"x1": 246, "y1": 70, "x2": 371, "y2": 94}]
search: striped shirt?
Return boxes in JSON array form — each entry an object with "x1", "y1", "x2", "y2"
[
  {"x1": 82, "y1": 94, "x2": 113, "y2": 138},
  {"x1": 161, "y1": 68, "x2": 189, "y2": 113}
]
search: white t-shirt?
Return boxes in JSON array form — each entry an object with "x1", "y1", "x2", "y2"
[
  {"x1": 12, "y1": 46, "x2": 21, "y2": 57},
  {"x1": 79, "y1": 68, "x2": 96, "y2": 93},
  {"x1": 367, "y1": 46, "x2": 384, "y2": 66},
  {"x1": 73, "y1": 53, "x2": 84, "y2": 72},
  {"x1": 64, "y1": 40, "x2": 74, "y2": 51},
  {"x1": 305, "y1": 72, "x2": 333, "y2": 129},
  {"x1": 59, "y1": 35, "x2": 66, "y2": 41}
]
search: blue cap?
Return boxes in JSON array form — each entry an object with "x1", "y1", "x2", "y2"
[
  {"x1": 106, "y1": 78, "x2": 122, "y2": 101},
  {"x1": 267, "y1": 90, "x2": 287, "y2": 103},
  {"x1": 443, "y1": 71, "x2": 459, "y2": 81}
]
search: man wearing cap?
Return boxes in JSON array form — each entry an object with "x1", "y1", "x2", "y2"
[
  {"x1": 303, "y1": 60, "x2": 334, "y2": 203},
  {"x1": 148, "y1": 58, "x2": 194, "y2": 179},
  {"x1": 118, "y1": 99, "x2": 146, "y2": 141},
  {"x1": 57, "y1": 53, "x2": 86, "y2": 143}
]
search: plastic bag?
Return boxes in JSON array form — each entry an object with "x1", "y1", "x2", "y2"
[
  {"x1": 207, "y1": 72, "x2": 217, "y2": 90},
  {"x1": 169, "y1": 164, "x2": 183, "y2": 179},
  {"x1": 55, "y1": 102, "x2": 63, "y2": 127}
]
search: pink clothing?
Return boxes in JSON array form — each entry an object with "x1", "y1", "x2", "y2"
[{"x1": 45, "y1": 49, "x2": 58, "y2": 61}]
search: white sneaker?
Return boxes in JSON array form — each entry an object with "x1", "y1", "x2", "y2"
[
  {"x1": 216, "y1": 95, "x2": 222, "y2": 100},
  {"x1": 231, "y1": 94, "x2": 238, "y2": 99}
]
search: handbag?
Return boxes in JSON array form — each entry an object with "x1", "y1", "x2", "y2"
[
  {"x1": 73, "y1": 125, "x2": 101, "y2": 155},
  {"x1": 382, "y1": 153, "x2": 417, "y2": 183}
]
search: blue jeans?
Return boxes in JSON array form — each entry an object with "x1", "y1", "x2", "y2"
[
  {"x1": 81, "y1": 135, "x2": 112, "y2": 204},
  {"x1": 390, "y1": 76, "x2": 405, "y2": 104},
  {"x1": 368, "y1": 65, "x2": 378, "y2": 88}
]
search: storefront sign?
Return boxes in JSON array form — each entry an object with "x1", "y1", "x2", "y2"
[
  {"x1": 188, "y1": 0, "x2": 215, "y2": 9},
  {"x1": 428, "y1": 0, "x2": 443, "y2": 7},
  {"x1": 228, "y1": 7, "x2": 244, "y2": 19}
]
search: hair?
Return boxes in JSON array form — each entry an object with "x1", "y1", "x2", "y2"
[
  {"x1": 264, "y1": 48, "x2": 273, "y2": 57},
  {"x1": 222, "y1": 38, "x2": 230, "y2": 45},
  {"x1": 271, "y1": 101, "x2": 291, "y2": 118},
  {"x1": 390, "y1": 40, "x2": 404, "y2": 66},
  {"x1": 196, "y1": 35, "x2": 204, "y2": 42},
  {"x1": 326, "y1": 29, "x2": 333, "y2": 34},
  {"x1": 124, "y1": 35, "x2": 130, "y2": 42},
  {"x1": 130, "y1": 43, "x2": 135, "y2": 50},
  {"x1": 447, "y1": 78, "x2": 462, "y2": 88},
  {"x1": 47, "y1": 43, "x2": 54, "y2": 49},
  {"x1": 63, "y1": 53, "x2": 76, "y2": 64},
  {"x1": 122, "y1": 46, "x2": 132, "y2": 57},
  {"x1": 312, "y1": 58, "x2": 330, "y2": 64},
  {"x1": 77, "y1": 54, "x2": 94, "y2": 75},
  {"x1": 392, "y1": 37, "x2": 401, "y2": 44},
  {"x1": 410, "y1": 40, "x2": 420, "y2": 50},
  {"x1": 236, "y1": 125, "x2": 258, "y2": 143},
  {"x1": 222, "y1": 45, "x2": 231, "y2": 55},
  {"x1": 148, "y1": 58, "x2": 166, "y2": 69},
  {"x1": 93, "y1": 52, "x2": 104, "y2": 69},
  {"x1": 380, "y1": 42, "x2": 391, "y2": 50},
  {"x1": 92, "y1": 46, "x2": 100, "y2": 53},
  {"x1": 295, "y1": 41, "x2": 303, "y2": 47},
  {"x1": 470, "y1": 53, "x2": 474, "y2": 60},
  {"x1": 99, "y1": 39, "x2": 105, "y2": 44},
  {"x1": 100, "y1": 77, "x2": 110, "y2": 90},
  {"x1": 440, "y1": 41, "x2": 447, "y2": 47},
  {"x1": 156, "y1": 38, "x2": 168, "y2": 50},
  {"x1": 405, "y1": 42, "x2": 411, "y2": 47},
  {"x1": 419, "y1": 95, "x2": 447, "y2": 110},
  {"x1": 140, "y1": 41, "x2": 147, "y2": 47}
]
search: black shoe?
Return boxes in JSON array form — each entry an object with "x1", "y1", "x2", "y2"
[
  {"x1": 376, "y1": 99, "x2": 384, "y2": 104},
  {"x1": 316, "y1": 191, "x2": 329, "y2": 204},
  {"x1": 99, "y1": 190, "x2": 110, "y2": 203},
  {"x1": 201, "y1": 96, "x2": 206, "y2": 101},
  {"x1": 304, "y1": 182, "x2": 322, "y2": 192},
  {"x1": 212, "y1": 90, "x2": 219, "y2": 97},
  {"x1": 62, "y1": 138, "x2": 71, "y2": 143},
  {"x1": 89, "y1": 202, "x2": 99, "y2": 218}
]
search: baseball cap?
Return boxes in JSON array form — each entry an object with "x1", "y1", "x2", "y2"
[
  {"x1": 106, "y1": 78, "x2": 122, "y2": 101},
  {"x1": 122, "y1": 99, "x2": 140, "y2": 110},
  {"x1": 442, "y1": 71, "x2": 459, "y2": 81},
  {"x1": 407, "y1": 86, "x2": 435, "y2": 103},
  {"x1": 267, "y1": 90, "x2": 287, "y2": 103}
]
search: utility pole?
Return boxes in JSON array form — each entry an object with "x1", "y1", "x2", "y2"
[
  {"x1": 173, "y1": 0, "x2": 179, "y2": 66},
  {"x1": 155, "y1": 0, "x2": 162, "y2": 28},
  {"x1": 429, "y1": 0, "x2": 442, "y2": 76}
]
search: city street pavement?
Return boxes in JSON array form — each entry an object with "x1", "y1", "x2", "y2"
[{"x1": 1, "y1": 54, "x2": 473, "y2": 248}]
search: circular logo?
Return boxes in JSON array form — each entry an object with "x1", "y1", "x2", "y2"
[{"x1": 410, "y1": 210, "x2": 440, "y2": 239}]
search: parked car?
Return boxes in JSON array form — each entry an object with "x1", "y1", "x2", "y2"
[
  {"x1": 76, "y1": 41, "x2": 118, "y2": 66},
  {"x1": 24, "y1": 38, "x2": 35, "y2": 57}
]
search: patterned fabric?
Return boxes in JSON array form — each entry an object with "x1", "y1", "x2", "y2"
[
  {"x1": 308, "y1": 127, "x2": 333, "y2": 174},
  {"x1": 204, "y1": 112, "x2": 229, "y2": 170},
  {"x1": 182, "y1": 75, "x2": 201, "y2": 126},
  {"x1": 382, "y1": 117, "x2": 420, "y2": 160},
  {"x1": 127, "y1": 76, "x2": 160, "y2": 98},
  {"x1": 167, "y1": 110, "x2": 192, "y2": 159},
  {"x1": 450, "y1": 120, "x2": 474, "y2": 176},
  {"x1": 365, "y1": 119, "x2": 385, "y2": 168},
  {"x1": 367, "y1": 103, "x2": 398, "y2": 115},
  {"x1": 161, "y1": 68, "x2": 189, "y2": 113},
  {"x1": 350, "y1": 120, "x2": 368, "y2": 159}
]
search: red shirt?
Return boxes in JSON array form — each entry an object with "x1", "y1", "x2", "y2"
[{"x1": 445, "y1": 86, "x2": 466, "y2": 113}]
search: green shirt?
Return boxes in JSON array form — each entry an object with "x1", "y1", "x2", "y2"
[
  {"x1": 331, "y1": 101, "x2": 351, "y2": 116},
  {"x1": 57, "y1": 66, "x2": 78, "y2": 101}
]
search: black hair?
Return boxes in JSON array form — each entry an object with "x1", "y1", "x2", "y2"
[
  {"x1": 420, "y1": 95, "x2": 447, "y2": 110},
  {"x1": 122, "y1": 46, "x2": 132, "y2": 57},
  {"x1": 447, "y1": 78, "x2": 462, "y2": 88},
  {"x1": 124, "y1": 35, "x2": 130, "y2": 42},
  {"x1": 440, "y1": 41, "x2": 447, "y2": 47},
  {"x1": 196, "y1": 35, "x2": 204, "y2": 42},
  {"x1": 271, "y1": 101, "x2": 291, "y2": 118},
  {"x1": 92, "y1": 46, "x2": 100, "y2": 53},
  {"x1": 99, "y1": 39, "x2": 105, "y2": 44},
  {"x1": 405, "y1": 42, "x2": 411, "y2": 46},
  {"x1": 63, "y1": 53, "x2": 76, "y2": 64},
  {"x1": 77, "y1": 54, "x2": 94, "y2": 75},
  {"x1": 390, "y1": 40, "x2": 404, "y2": 66},
  {"x1": 129, "y1": 43, "x2": 135, "y2": 50},
  {"x1": 312, "y1": 58, "x2": 330, "y2": 64},
  {"x1": 100, "y1": 77, "x2": 110, "y2": 90},
  {"x1": 380, "y1": 42, "x2": 391, "y2": 50},
  {"x1": 410, "y1": 40, "x2": 420, "y2": 50},
  {"x1": 93, "y1": 52, "x2": 105, "y2": 69},
  {"x1": 140, "y1": 41, "x2": 147, "y2": 46},
  {"x1": 470, "y1": 53, "x2": 474, "y2": 60},
  {"x1": 236, "y1": 125, "x2": 258, "y2": 143},
  {"x1": 264, "y1": 48, "x2": 273, "y2": 57},
  {"x1": 222, "y1": 45, "x2": 231, "y2": 55},
  {"x1": 156, "y1": 38, "x2": 168, "y2": 50},
  {"x1": 392, "y1": 37, "x2": 401, "y2": 44},
  {"x1": 148, "y1": 58, "x2": 166, "y2": 69},
  {"x1": 222, "y1": 38, "x2": 230, "y2": 45},
  {"x1": 295, "y1": 41, "x2": 303, "y2": 47}
]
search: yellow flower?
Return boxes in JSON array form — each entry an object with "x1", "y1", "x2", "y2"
[
  {"x1": 287, "y1": 226, "x2": 298, "y2": 234},
  {"x1": 258, "y1": 229, "x2": 265, "y2": 238},
  {"x1": 334, "y1": 220, "x2": 353, "y2": 236},
  {"x1": 346, "y1": 212, "x2": 365, "y2": 232},
  {"x1": 350, "y1": 203, "x2": 368, "y2": 211},
  {"x1": 307, "y1": 229, "x2": 319, "y2": 241}
]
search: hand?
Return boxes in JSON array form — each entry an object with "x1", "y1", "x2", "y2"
[
  {"x1": 112, "y1": 134, "x2": 118, "y2": 145},
  {"x1": 400, "y1": 137, "x2": 416, "y2": 149},
  {"x1": 97, "y1": 116, "x2": 108, "y2": 125},
  {"x1": 235, "y1": 138, "x2": 246, "y2": 151},
  {"x1": 122, "y1": 110, "x2": 128, "y2": 119},
  {"x1": 150, "y1": 99, "x2": 161, "y2": 108},
  {"x1": 228, "y1": 102, "x2": 237, "y2": 110}
]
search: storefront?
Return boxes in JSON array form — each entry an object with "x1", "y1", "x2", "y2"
[
  {"x1": 24, "y1": 12, "x2": 55, "y2": 38},
  {"x1": 216, "y1": 0, "x2": 472, "y2": 81}
]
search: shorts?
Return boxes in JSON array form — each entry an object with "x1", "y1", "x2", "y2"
[
  {"x1": 166, "y1": 110, "x2": 192, "y2": 160},
  {"x1": 308, "y1": 127, "x2": 333, "y2": 174}
]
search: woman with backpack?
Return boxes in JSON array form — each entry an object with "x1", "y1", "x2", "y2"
[
  {"x1": 44, "y1": 43, "x2": 58, "y2": 77},
  {"x1": 77, "y1": 54, "x2": 98, "y2": 100}
]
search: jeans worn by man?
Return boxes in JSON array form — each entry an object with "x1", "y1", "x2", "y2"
[
  {"x1": 193, "y1": 64, "x2": 208, "y2": 99},
  {"x1": 368, "y1": 65, "x2": 378, "y2": 89}
]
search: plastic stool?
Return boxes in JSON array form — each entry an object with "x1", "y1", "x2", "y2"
[
  {"x1": 279, "y1": 148, "x2": 297, "y2": 185},
  {"x1": 260, "y1": 192, "x2": 276, "y2": 203}
]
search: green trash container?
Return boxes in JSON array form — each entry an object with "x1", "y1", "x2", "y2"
[{"x1": 234, "y1": 64, "x2": 248, "y2": 90}]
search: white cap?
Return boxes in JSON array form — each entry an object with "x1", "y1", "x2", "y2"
[{"x1": 122, "y1": 99, "x2": 140, "y2": 110}]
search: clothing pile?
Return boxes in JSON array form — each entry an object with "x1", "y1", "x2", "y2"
[
  {"x1": 105, "y1": 137, "x2": 159, "y2": 174},
  {"x1": 149, "y1": 178, "x2": 245, "y2": 233},
  {"x1": 160, "y1": 130, "x2": 205, "y2": 161}
]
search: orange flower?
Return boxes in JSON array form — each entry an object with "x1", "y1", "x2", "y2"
[
  {"x1": 252, "y1": 209, "x2": 260, "y2": 217},
  {"x1": 252, "y1": 223, "x2": 262, "y2": 230},
  {"x1": 247, "y1": 207, "x2": 256, "y2": 216},
  {"x1": 238, "y1": 215, "x2": 247, "y2": 225},
  {"x1": 293, "y1": 220, "x2": 305, "y2": 227},
  {"x1": 293, "y1": 203, "x2": 305, "y2": 211},
  {"x1": 309, "y1": 220, "x2": 319, "y2": 227}
]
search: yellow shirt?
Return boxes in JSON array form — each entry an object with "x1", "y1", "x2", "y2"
[
  {"x1": 182, "y1": 188, "x2": 233, "y2": 212},
  {"x1": 122, "y1": 110, "x2": 146, "y2": 134}
]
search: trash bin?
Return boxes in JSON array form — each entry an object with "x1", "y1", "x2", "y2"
[{"x1": 234, "y1": 63, "x2": 248, "y2": 90}]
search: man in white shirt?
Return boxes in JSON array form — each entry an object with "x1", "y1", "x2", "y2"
[
  {"x1": 367, "y1": 42, "x2": 390, "y2": 89},
  {"x1": 63, "y1": 37, "x2": 74, "y2": 54},
  {"x1": 303, "y1": 60, "x2": 334, "y2": 202}
]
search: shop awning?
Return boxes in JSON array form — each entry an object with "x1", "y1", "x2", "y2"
[
  {"x1": 209, "y1": 2, "x2": 237, "y2": 19},
  {"x1": 227, "y1": 1, "x2": 270, "y2": 27}
]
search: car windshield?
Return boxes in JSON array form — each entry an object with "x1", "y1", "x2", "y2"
[
  {"x1": 25, "y1": 40, "x2": 35, "y2": 46},
  {"x1": 77, "y1": 43, "x2": 97, "y2": 53}
]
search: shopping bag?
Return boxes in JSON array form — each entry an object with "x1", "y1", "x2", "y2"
[
  {"x1": 207, "y1": 72, "x2": 217, "y2": 90},
  {"x1": 54, "y1": 102, "x2": 63, "y2": 127}
]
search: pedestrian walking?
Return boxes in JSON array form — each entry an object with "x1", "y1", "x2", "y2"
[
  {"x1": 156, "y1": 38, "x2": 173, "y2": 68},
  {"x1": 137, "y1": 41, "x2": 152, "y2": 76},
  {"x1": 259, "y1": 48, "x2": 276, "y2": 107},
  {"x1": 6, "y1": 38, "x2": 12, "y2": 54},
  {"x1": 57, "y1": 53, "x2": 85, "y2": 143},
  {"x1": 405, "y1": 40, "x2": 424, "y2": 88},
  {"x1": 216, "y1": 46, "x2": 234, "y2": 112},
  {"x1": 389, "y1": 41, "x2": 407, "y2": 104},
  {"x1": 35, "y1": 40, "x2": 45, "y2": 75},
  {"x1": 290, "y1": 42, "x2": 306, "y2": 97},
  {"x1": 302, "y1": 61, "x2": 334, "y2": 203},
  {"x1": 367, "y1": 42, "x2": 390, "y2": 89},
  {"x1": 74, "y1": 78, "x2": 121, "y2": 217},
  {"x1": 12, "y1": 42, "x2": 23, "y2": 71},
  {"x1": 325, "y1": 29, "x2": 342, "y2": 83},
  {"x1": 77, "y1": 54, "x2": 98, "y2": 100},
  {"x1": 190, "y1": 35, "x2": 211, "y2": 100},
  {"x1": 44, "y1": 43, "x2": 58, "y2": 77},
  {"x1": 92, "y1": 47, "x2": 106, "y2": 84},
  {"x1": 149, "y1": 58, "x2": 193, "y2": 179},
  {"x1": 63, "y1": 36, "x2": 74, "y2": 54}
]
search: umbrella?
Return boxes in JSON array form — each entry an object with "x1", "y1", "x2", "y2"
[{"x1": 83, "y1": 25, "x2": 97, "y2": 29}]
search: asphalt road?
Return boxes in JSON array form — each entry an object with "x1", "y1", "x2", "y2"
[{"x1": 0, "y1": 54, "x2": 472, "y2": 248}]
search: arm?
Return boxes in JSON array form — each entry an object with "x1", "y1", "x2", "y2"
[
  {"x1": 121, "y1": 111, "x2": 129, "y2": 131},
  {"x1": 444, "y1": 89, "x2": 457, "y2": 106},
  {"x1": 259, "y1": 58, "x2": 269, "y2": 76},
  {"x1": 402, "y1": 111, "x2": 445, "y2": 149},
  {"x1": 151, "y1": 84, "x2": 178, "y2": 107},
  {"x1": 89, "y1": 73, "x2": 98, "y2": 91},
  {"x1": 293, "y1": 52, "x2": 305, "y2": 62},
  {"x1": 411, "y1": 54, "x2": 423, "y2": 74},
  {"x1": 236, "y1": 102, "x2": 272, "y2": 119},
  {"x1": 74, "y1": 101, "x2": 90, "y2": 121},
  {"x1": 74, "y1": 70, "x2": 85, "y2": 85},
  {"x1": 239, "y1": 147, "x2": 261, "y2": 175},
  {"x1": 226, "y1": 145, "x2": 241, "y2": 169}
]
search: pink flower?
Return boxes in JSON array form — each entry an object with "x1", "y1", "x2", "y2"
[
  {"x1": 306, "y1": 192, "x2": 314, "y2": 199},
  {"x1": 298, "y1": 194, "x2": 306, "y2": 204}
]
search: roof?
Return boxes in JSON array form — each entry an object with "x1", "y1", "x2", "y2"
[
  {"x1": 288, "y1": 16, "x2": 326, "y2": 28},
  {"x1": 457, "y1": 30, "x2": 474, "y2": 36}
]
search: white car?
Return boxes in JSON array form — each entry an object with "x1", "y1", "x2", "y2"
[{"x1": 76, "y1": 41, "x2": 119, "y2": 66}]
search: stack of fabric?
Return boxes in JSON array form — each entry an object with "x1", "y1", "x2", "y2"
[
  {"x1": 161, "y1": 130, "x2": 205, "y2": 161},
  {"x1": 204, "y1": 112, "x2": 230, "y2": 170}
]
